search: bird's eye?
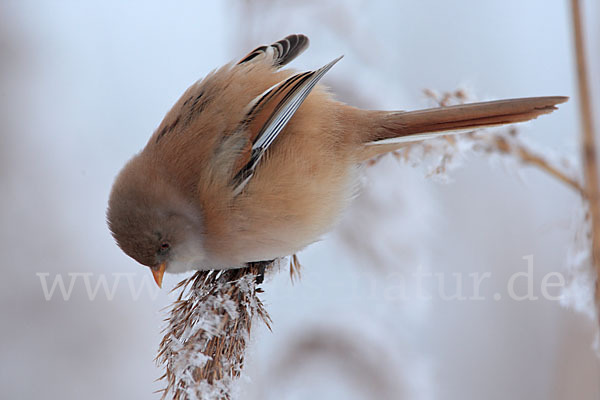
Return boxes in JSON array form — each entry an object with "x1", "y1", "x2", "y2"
[{"x1": 159, "y1": 242, "x2": 170, "y2": 253}]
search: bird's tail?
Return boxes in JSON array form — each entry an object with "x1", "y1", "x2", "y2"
[{"x1": 358, "y1": 96, "x2": 567, "y2": 161}]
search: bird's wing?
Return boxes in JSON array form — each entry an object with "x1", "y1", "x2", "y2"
[
  {"x1": 238, "y1": 34, "x2": 310, "y2": 68},
  {"x1": 231, "y1": 56, "x2": 343, "y2": 195}
]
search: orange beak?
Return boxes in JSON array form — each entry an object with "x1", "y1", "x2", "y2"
[{"x1": 151, "y1": 262, "x2": 166, "y2": 288}]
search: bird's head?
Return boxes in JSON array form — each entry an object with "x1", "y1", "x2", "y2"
[{"x1": 106, "y1": 156, "x2": 205, "y2": 287}]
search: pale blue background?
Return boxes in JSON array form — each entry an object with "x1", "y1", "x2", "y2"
[{"x1": 2, "y1": 1, "x2": 598, "y2": 399}]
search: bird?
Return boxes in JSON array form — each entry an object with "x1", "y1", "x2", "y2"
[{"x1": 107, "y1": 34, "x2": 567, "y2": 287}]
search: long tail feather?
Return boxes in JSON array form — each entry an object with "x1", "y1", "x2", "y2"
[{"x1": 360, "y1": 96, "x2": 567, "y2": 160}]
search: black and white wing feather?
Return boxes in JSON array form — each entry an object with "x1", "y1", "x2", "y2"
[
  {"x1": 232, "y1": 56, "x2": 343, "y2": 195},
  {"x1": 238, "y1": 34, "x2": 310, "y2": 68}
]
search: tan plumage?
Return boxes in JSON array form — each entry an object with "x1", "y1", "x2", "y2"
[{"x1": 107, "y1": 34, "x2": 567, "y2": 284}]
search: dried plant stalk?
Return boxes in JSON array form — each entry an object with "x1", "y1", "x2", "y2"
[
  {"x1": 157, "y1": 263, "x2": 272, "y2": 400},
  {"x1": 571, "y1": 0, "x2": 600, "y2": 315},
  {"x1": 382, "y1": 89, "x2": 584, "y2": 197},
  {"x1": 289, "y1": 254, "x2": 302, "y2": 283},
  {"x1": 474, "y1": 132, "x2": 585, "y2": 196}
]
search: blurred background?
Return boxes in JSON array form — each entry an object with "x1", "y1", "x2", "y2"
[{"x1": 2, "y1": 0, "x2": 599, "y2": 399}]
